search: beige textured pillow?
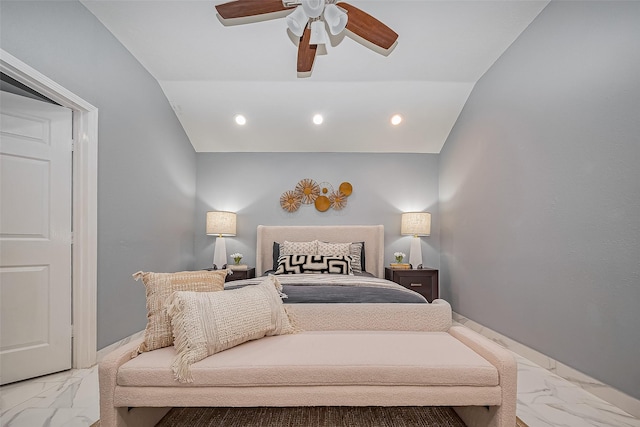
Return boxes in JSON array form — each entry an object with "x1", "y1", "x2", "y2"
[
  {"x1": 132, "y1": 270, "x2": 227, "y2": 355},
  {"x1": 167, "y1": 275, "x2": 295, "y2": 383},
  {"x1": 317, "y1": 241, "x2": 351, "y2": 256},
  {"x1": 280, "y1": 240, "x2": 318, "y2": 255}
]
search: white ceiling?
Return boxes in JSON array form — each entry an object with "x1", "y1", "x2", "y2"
[{"x1": 81, "y1": 0, "x2": 548, "y2": 153}]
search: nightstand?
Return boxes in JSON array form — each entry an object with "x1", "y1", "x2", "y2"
[
  {"x1": 385, "y1": 267, "x2": 439, "y2": 302},
  {"x1": 225, "y1": 267, "x2": 256, "y2": 282}
]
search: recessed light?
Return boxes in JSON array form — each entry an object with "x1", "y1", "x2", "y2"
[
  {"x1": 391, "y1": 114, "x2": 402, "y2": 126},
  {"x1": 234, "y1": 114, "x2": 246, "y2": 125},
  {"x1": 313, "y1": 114, "x2": 323, "y2": 125}
]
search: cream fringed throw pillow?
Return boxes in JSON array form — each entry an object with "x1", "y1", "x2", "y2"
[
  {"x1": 132, "y1": 270, "x2": 228, "y2": 356},
  {"x1": 167, "y1": 275, "x2": 295, "y2": 383}
]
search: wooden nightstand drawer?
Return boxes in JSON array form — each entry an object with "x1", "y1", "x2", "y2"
[{"x1": 385, "y1": 268, "x2": 439, "y2": 302}]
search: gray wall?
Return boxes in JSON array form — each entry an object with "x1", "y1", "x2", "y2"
[
  {"x1": 1, "y1": 1, "x2": 197, "y2": 348},
  {"x1": 195, "y1": 153, "x2": 439, "y2": 273},
  {"x1": 439, "y1": 1, "x2": 640, "y2": 398}
]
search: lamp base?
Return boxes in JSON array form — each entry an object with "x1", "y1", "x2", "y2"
[
  {"x1": 409, "y1": 236, "x2": 423, "y2": 270},
  {"x1": 213, "y1": 237, "x2": 227, "y2": 269}
]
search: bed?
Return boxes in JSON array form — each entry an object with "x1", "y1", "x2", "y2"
[
  {"x1": 228, "y1": 224, "x2": 428, "y2": 304},
  {"x1": 99, "y1": 225, "x2": 517, "y2": 427}
]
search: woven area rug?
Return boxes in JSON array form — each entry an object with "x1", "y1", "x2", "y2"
[
  {"x1": 155, "y1": 406, "x2": 529, "y2": 427},
  {"x1": 92, "y1": 407, "x2": 529, "y2": 426},
  {"x1": 157, "y1": 406, "x2": 465, "y2": 427}
]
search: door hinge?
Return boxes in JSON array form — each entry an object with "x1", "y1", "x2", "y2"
[
  {"x1": 71, "y1": 139, "x2": 75, "y2": 152},
  {"x1": 70, "y1": 232, "x2": 74, "y2": 244},
  {"x1": 71, "y1": 325, "x2": 74, "y2": 338}
]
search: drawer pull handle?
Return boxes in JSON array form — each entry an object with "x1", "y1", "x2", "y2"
[{"x1": 410, "y1": 283, "x2": 423, "y2": 287}]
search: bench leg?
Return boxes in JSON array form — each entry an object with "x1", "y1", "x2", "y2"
[
  {"x1": 453, "y1": 405, "x2": 511, "y2": 427},
  {"x1": 101, "y1": 407, "x2": 170, "y2": 427}
]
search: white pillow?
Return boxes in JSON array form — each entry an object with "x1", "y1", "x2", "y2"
[{"x1": 167, "y1": 276, "x2": 295, "y2": 383}]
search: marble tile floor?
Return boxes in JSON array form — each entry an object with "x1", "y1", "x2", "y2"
[{"x1": 1, "y1": 348, "x2": 639, "y2": 427}]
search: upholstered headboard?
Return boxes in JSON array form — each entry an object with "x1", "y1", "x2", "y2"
[{"x1": 256, "y1": 225, "x2": 385, "y2": 278}]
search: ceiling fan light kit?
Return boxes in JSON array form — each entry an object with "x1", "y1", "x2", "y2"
[
  {"x1": 309, "y1": 20, "x2": 329, "y2": 45},
  {"x1": 324, "y1": 4, "x2": 348, "y2": 35},
  {"x1": 286, "y1": 6, "x2": 308, "y2": 37},
  {"x1": 215, "y1": 0, "x2": 399, "y2": 76},
  {"x1": 287, "y1": 1, "x2": 344, "y2": 42},
  {"x1": 301, "y1": 0, "x2": 324, "y2": 18}
]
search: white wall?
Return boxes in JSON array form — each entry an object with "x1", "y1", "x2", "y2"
[{"x1": 439, "y1": 1, "x2": 640, "y2": 399}]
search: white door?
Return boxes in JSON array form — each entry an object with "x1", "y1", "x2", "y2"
[{"x1": 0, "y1": 91, "x2": 73, "y2": 384}]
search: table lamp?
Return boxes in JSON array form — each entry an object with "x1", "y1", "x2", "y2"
[
  {"x1": 206, "y1": 211, "x2": 236, "y2": 269},
  {"x1": 401, "y1": 212, "x2": 431, "y2": 269}
]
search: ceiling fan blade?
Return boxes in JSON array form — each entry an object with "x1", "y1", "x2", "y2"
[
  {"x1": 338, "y1": 2, "x2": 398, "y2": 50},
  {"x1": 297, "y1": 28, "x2": 317, "y2": 73},
  {"x1": 215, "y1": 0, "x2": 293, "y2": 19}
]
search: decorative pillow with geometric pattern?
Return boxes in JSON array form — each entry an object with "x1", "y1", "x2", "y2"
[
  {"x1": 275, "y1": 254, "x2": 353, "y2": 275},
  {"x1": 317, "y1": 241, "x2": 364, "y2": 274},
  {"x1": 280, "y1": 240, "x2": 318, "y2": 256}
]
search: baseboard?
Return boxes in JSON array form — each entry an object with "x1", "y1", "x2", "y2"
[
  {"x1": 452, "y1": 312, "x2": 640, "y2": 418},
  {"x1": 96, "y1": 330, "x2": 144, "y2": 363}
]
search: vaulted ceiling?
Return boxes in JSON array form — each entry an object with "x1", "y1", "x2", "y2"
[{"x1": 81, "y1": 0, "x2": 548, "y2": 153}]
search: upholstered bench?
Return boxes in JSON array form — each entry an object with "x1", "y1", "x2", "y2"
[{"x1": 99, "y1": 301, "x2": 517, "y2": 427}]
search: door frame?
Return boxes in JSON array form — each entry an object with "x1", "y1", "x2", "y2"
[{"x1": 1, "y1": 49, "x2": 98, "y2": 368}]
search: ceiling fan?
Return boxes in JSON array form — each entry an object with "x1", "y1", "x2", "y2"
[{"x1": 215, "y1": 0, "x2": 399, "y2": 75}]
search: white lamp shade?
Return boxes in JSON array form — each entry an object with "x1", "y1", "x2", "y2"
[
  {"x1": 206, "y1": 211, "x2": 236, "y2": 236},
  {"x1": 309, "y1": 20, "x2": 328, "y2": 45},
  {"x1": 286, "y1": 6, "x2": 308, "y2": 37},
  {"x1": 401, "y1": 212, "x2": 431, "y2": 236},
  {"x1": 324, "y1": 4, "x2": 348, "y2": 35},
  {"x1": 301, "y1": 0, "x2": 324, "y2": 19}
]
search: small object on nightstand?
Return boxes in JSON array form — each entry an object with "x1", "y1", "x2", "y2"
[
  {"x1": 225, "y1": 267, "x2": 255, "y2": 282},
  {"x1": 385, "y1": 267, "x2": 439, "y2": 302},
  {"x1": 228, "y1": 264, "x2": 248, "y2": 271},
  {"x1": 389, "y1": 263, "x2": 410, "y2": 269}
]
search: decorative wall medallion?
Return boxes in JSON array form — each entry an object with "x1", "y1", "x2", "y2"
[
  {"x1": 329, "y1": 191, "x2": 347, "y2": 210},
  {"x1": 315, "y1": 195, "x2": 331, "y2": 212},
  {"x1": 281, "y1": 180, "x2": 353, "y2": 212},
  {"x1": 280, "y1": 190, "x2": 302, "y2": 212},
  {"x1": 318, "y1": 182, "x2": 333, "y2": 195},
  {"x1": 295, "y1": 178, "x2": 320, "y2": 204},
  {"x1": 339, "y1": 182, "x2": 353, "y2": 197}
]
